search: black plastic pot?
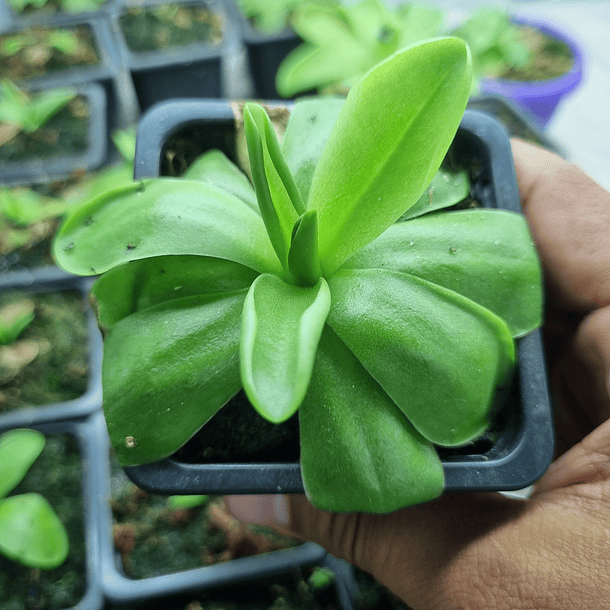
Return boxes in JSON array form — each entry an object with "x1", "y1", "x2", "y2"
[
  {"x1": 0, "y1": 415, "x2": 105, "y2": 610},
  {"x1": 108, "y1": 0, "x2": 238, "y2": 114},
  {"x1": 468, "y1": 94, "x2": 566, "y2": 158},
  {"x1": 1, "y1": 12, "x2": 138, "y2": 148},
  {"x1": 0, "y1": 81, "x2": 107, "y2": 185},
  {"x1": 125, "y1": 99, "x2": 554, "y2": 497},
  {"x1": 0, "y1": 265, "x2": 102, "y2": 427}
]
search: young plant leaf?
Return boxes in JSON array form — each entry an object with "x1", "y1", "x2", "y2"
[
  {"x1": 0, "y1": 493, "x2": 69, "y2": 569},
  {"x1": 282, "y1": 97, "x2": 345, "y2": 202},
  {"x1": 182, "y1": 150, "x2": 259, "y2": 214},
  {"x1": 0, "y1": 429, "x2": 45, "y2": 499},
  {"x1": 53, "y1": 179, "x2": 282, "y2": 277},
  {"x1": 300, "y1": 326, "x2": 444, "y2": 512},
  {"x1": 327, "y1": 268, "x2": 515, "y2": 446},
  {"x1": 344, "y1": 209, "x2": 542, "y2": 337},
  {"x1": 104, "y1": 291, "x2": 246, "y2": 466},
  {"x1": 244, "y1": 103, "x2": 305, "y2": 270},
  {"x1": 308, "y1": 37, "x2": 472, "y2": 274},
  {"x1": 240, "y1": 274, "x2": 330, "y2": 423},
  {"x1": 288, "y1": 210, "x2": 321, "y2": 286},
  {"x1": 91, "y1": 255, "x2": 258, "y2": 332}
]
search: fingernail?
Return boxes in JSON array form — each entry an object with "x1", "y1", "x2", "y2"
[{"x1": 225, "y1": 495, "x2": 289, "y2": 527}]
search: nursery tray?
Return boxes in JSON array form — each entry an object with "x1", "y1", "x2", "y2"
[{"x1": 124, "y1": 100, "x2": 554, "y2": 496}]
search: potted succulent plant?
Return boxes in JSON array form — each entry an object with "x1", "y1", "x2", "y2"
[
  {"x1": 451, "y1": 8, "x2": 583, "y2": 127},
  {"x1": 0, "y1": 419, "x2": 105, "y2": 610},
  {"x1": 0, "y1": 79, "x2": 107, "y2": 184},
  {"x1": 53, "y1": 37, "x2": 553, "y2": 513}
]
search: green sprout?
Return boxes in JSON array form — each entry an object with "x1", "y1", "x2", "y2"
[
  {"x1": 53, "y1": 38, "x2": 542, "y2": 513},
  {"x1": 0, "y1": 429, "x2": 69, "y2": 569},
  {"x1": 0, "y1": 298, "x2": 35, "y2": 345},
  {"x1": 276, "y1": 0, "x2": 444, "y2": 97}
]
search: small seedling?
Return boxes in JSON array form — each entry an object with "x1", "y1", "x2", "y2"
[
  {"x1": 8, "y1": 0, "x2": 105, "y2": 13},
  {"x1": 0, "y1": 298, "x2": 35, "y2": 345},
  {"x1": 238, "y1": 0, "x2": 327, "y2": 34},
  {"x1": 167, "y1": 494, "x2": 208, "y2": 508},
  {"x1": 0, "y1": 79, "x2": 76, "y2": 140},
  {"x1": 0, "y1": 429, "x2": 69, "y2": 569},
  {"x1": 276, "y1": 0, "x2": 444, "y2": 97}
]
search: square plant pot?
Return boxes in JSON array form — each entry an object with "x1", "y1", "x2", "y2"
[
  {"x1": 116, "y1": 99, "x2": 555, "y2": 498},
  {"x1": 89, "y1": 411, "x2": 342, "y2": 607},
  {"x1": 0, "y1": 12, "x2": 137, "y2": 147},
  {"x1": 0, "y1": 415, "x2": 105, "y2": 610},
  {"x1": 0, "y1": 81, "x2": 107, "y2": 185},
  {"x1": 0, "y1": 265, "x2": 102, "y2": 427},
  {"x1": 108, "y1": 0, "x2": 238, "y2": 114},
  {"x1": 4, "y1": 0, "x2": 118, "y2": 26}
]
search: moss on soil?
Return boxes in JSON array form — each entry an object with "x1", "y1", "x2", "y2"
[
  {"x1": 119, "y1": 3, "x2": 223, "y2": 53},
  {"x1": 0, "y1": 289, "x2": 89, "y2": 412},
  {"x1": 0, "y1": 25, "x2": 99, "y2": 81},
  {"x1": 0, "y1": 96, "x2": 90, "y2": 163},
  {"x1": 0, "y1": 434, "x2": 86, "y2": 610}
]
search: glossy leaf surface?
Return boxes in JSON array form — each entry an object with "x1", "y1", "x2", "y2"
[
  {"x1": 53, "y1": 179, "x2": 281, "y2": 276},
  {"x1": 91, "y1": 255, "x2": 258, "y2": 332},
  {"x1": 0, "y1": 429, "x2": 45, "y2": 498},
  {"x1": 182, "y1": 150, "x2": 259, "y2": 213},
  {"x1": 282, "y1": 97, "x2": 345, "y2": 202},
  {"x1": 300, "y1": 326, "x2": 444, "y2": 512},
  {"x1": 328, "y1": 268, "x2": 515, "y2": 446},
  {"x1": 0, "y1": 493, "x2": 69, "y2": 568},
  {"x1": 103, "y1": 291, "x2": 246, "y2": 465},
  {"x1": 308, "y1": 37, "x2": 472, "y2": 274},
  {"x1": 241, "y1": 274, "x2": 330, "y2": 423},
  {"x1": 345, "y1": 209, "x2": 542, "y2": 337}
]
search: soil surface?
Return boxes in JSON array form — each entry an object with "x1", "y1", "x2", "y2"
[
  {"x1": 0, "y1": 95, "x2": 90, "y2": 164},
  {"x1": 119, "y1": 3, "x2": 223, "y2": 53},
  {"x1": 0, "y1": 25, "x2": 99, "y2": 81},
  {"x1": 0, "y1": 434, "x2": 86, "y2": 610},
  {"x1": 495, "y1": 25, "x2": 574, "y2": 81},
  {"x1": 0, "y1": 289, "x2": 89, "y2": 412}
]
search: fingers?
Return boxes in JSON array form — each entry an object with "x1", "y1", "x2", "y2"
[{"x1": 510, "y1": 138, "x2": 610, "y2": 311}]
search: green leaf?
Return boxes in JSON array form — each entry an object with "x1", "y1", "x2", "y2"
[
  {"x1": 52, "y1": 179, "x2": 282, "y2": 277},
  {"x1": 0, "y1": 187, "x2": 68, "y2": 226},
  {"x1": 240, "y1": 274, "x2": 330, "y2": 423},
  {"x1": 396, "y1": 4, "x2": 444, "y2": 48},
  {"x1": 0, "y1": 429, "x2": 45, "y2": 498},
  {"x1": 0, "y1": 493, "x2": 69, "y2": 569},
  {"x1": 308, "y1": 37, "x2": 472, "y2": 275},
  {"x1": 168, "y1": 494, "x2": 208, "y2": 508},
  {"x1": 282, "y1": 97, "x2": 345, "y2": 202},
  {"x1": 288, "y1": 210, "x2": 321, "y2": 286},
  {"x1": 244, "y1": 103, "x2": 305, "y2": 270},
  {"x1": 23, "y1": 87, "x2": 76, "y2": 133},
  {"x1": 91, "y1": 255, "x2": 258, "y2": 332},
  {"x1": 327, "y1": 268, "x2": 515, "y2": 446},
  {"x1": 344, "y1": 209, "x2": 542, "y2": 337},
  {"x1": 397, "y1": 166, "x2": 470, "y2": 220},
  {"x1": 183, "y1": 150, "x2": 259, "y2": 214},
  {"x1": 0, "y1": 299, "x2": 35, "y2": 346},
  {"x1": 104, "y1": 291, "x2": 246, "y2": 466},
  {"x1": 300, "y1": 326, "x2": 444, "y2": 512}
]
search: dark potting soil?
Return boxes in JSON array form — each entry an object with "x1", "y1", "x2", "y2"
[
  {"x1": 0, "y1": 25, "x2": 99, "y2": 81},
  {"x1": 0, "y1": 289, "x2": 89, "y2": 412},
  {"x1": 495, "y1": 25, "x2": 574, "y2": 81},
  {"x1": 0, "y1": 95, "x2": 90, "y2": 163},
  {"x1": 110, "y1": 453, "x2": 299, "y2": 580},
  {"x1": 119, "y1": 3, "x2": 223, "y2": 53},
  {"x1": 0, "y1": 434, "x2": 86, "y2": 610}
]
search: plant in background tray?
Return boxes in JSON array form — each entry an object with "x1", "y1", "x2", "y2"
[
  {"x1": 53, "y1": 38, "x2": 542, "y2": 513},
  {"x1": 9, "y1": 0, "x2": 106, "y2": 14},
  {"x1": 0, "y1": 429, "x2": 69, "y2": 569},
  {"x1": 238, "y1": 0, "x2": 332, "y2": 34},
  {"x1": 276, "y1": 0, "x2": 443, "y2": 97}
]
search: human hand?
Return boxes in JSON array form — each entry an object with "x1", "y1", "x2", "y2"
[{"x1": 227, "y1": 139, "x2": 610, "y2": 609}]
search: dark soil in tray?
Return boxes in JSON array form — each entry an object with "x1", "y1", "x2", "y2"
[
  {"x1": 0, "y1": 289, "x2": 89, "y2": 412},
  {"x1": 0, "y1": 95, "x2": 90, "y2": 163},
  {"x1": 0, "y1": 433, "x2": 86, "y2": 610},
  {"x1": 119, "y1": 3, "x2": 223, "y2": 53},
  {"x1": 110, "y1": 453, "x2": 299, "y2": 579},
  {"x1": 0, "y1": 25, "x2": 99, "y2": 81}
]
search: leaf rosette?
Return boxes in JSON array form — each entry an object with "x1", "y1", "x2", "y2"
[{"x1": 53, "y1": 38, "x2": 542, "y2": 513}]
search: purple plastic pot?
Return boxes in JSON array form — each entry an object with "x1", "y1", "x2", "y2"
[{"x1": 479, "y1": 18, "x2": 583, "y2": 128}]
